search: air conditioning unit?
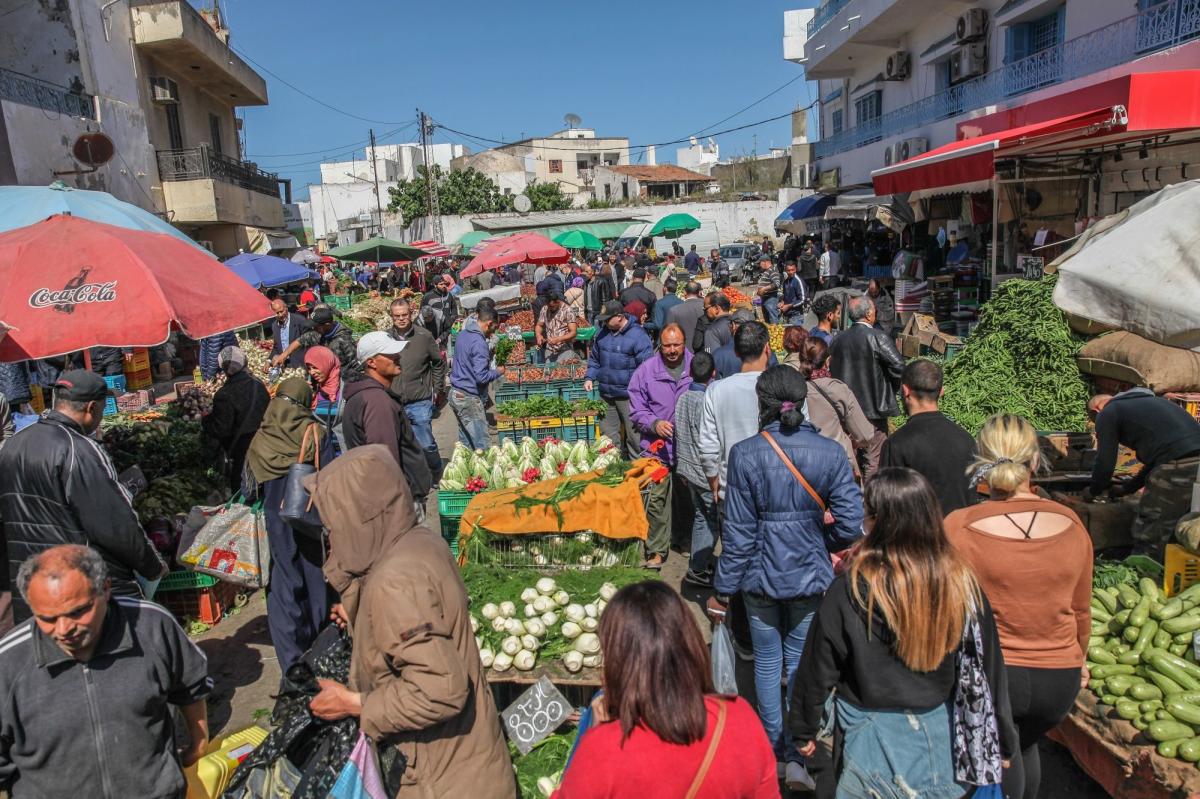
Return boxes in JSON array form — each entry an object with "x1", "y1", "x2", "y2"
[
  {"x1": 884, "y1": 51, "x2": 911, "y2": 81},
  {"x1": 898, "y1": 137, "x2": 929, "y2": 161},
  {"x1": 883, "y1": 143, "x2": 899, "y2": 167},
  {"x1": 950, "y1": 43, "x2": 988, "y2": 83},
  {"x1": 956, "y1": 8, "x2": 988, "y2": 43},
  {"x1": 149, "y1": 76, "x2": 179, "y2": 104}
]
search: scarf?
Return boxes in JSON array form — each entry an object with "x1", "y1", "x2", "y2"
[
  {"x1": 303, "y1": 345, "x2": 341, "y2": 406},
  {"x1": 246, "y1": 376, "x2": 321, "y2": 484}
]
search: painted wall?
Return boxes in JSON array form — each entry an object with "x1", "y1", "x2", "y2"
[{"x1": 309, "y1": 180, "x2": 395, "y2": 241}]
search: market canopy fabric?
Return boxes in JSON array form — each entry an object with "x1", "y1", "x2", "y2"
[
  {"x1": 291, "y1": 248, "x2": 321, "y2": 265},
  {"x1": 775, "y1": 194, "x2": 834, "y2": 234},
  {"x1": 410, "y1": 239, "x2": 451, "y2": 257},
  {"x1": 224, "y1": 252, "x2": 315, "y2": 289},
  {"x1": 0, "y1": 215, "x2": 273, "y2": 362},
  {"x1": 460, "y1": 232, "x2": 569, "y2": 278},
  {"x1": 1050, "y1": 179, "x2": 1200, "y2": 351},
  {"x1": 872, "y1": 106, "x2": 1129, "y2": 196},
  {"x1": 647, "y1": 213, "x2": 701, "y2": 239},
  {"x1": 455, "y1": 230, "x2": 491, "y2": 252},
  {"x1": 326, "y1": 236, "x2": 427, "y2": 262},
  {"x1": 552, "y1": 229, "x2": 604, "y2": 250},
  {"x1": 0, "y1": 181, "x2": 213, "y2": 255}
]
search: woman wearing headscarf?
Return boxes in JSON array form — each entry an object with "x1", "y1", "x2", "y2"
[
  {"x1": 202, "y1": 347, "x2": 270, "y2": 493},
  {"x1": 565, "y1": 276, "x2": 586, "y2": 317},
  {"x1": 246, "y1": 376, "x2": 332, "y2": 675},
  {"x1": 305, "y1": 446, "x2": 516, "y2": 798},
  {"x1": 303, "y1": 345, "x2": 344, "y2": 453}
]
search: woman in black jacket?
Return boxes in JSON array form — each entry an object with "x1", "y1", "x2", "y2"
[
  {"x1": 790, "y1": 468, "x2": 1017, "y2": 797},
  {"x1": 201, "y1": 347, "x2": 269, "y2": 493}
]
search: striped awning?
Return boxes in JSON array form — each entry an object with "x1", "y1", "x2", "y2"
[
  {"x1": 410, "y1": 239, "x2": 451, "y2": 257},
  {"x1": 469, "y1": 235, "x2": 506, "y2": 256}
]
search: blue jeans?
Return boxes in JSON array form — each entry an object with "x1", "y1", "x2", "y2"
[
  {"x1": 744, "y1": 593, "x2": 821, "y2": 759},
  {"x1": 448, "y1": 388, "x2": 489, "y2": 450},
  {"x1": 686, "y1": 480, "x2": 719, "y2": 574},
  {"x1": 404, "y1": 399, "x2": 443, "y2": 483},
  {"x1": 834, "y1": 699, "x2": 966, "y2": 799},
  {"x1": 763, "y1": 296, "x2": 780, "y2": 323}
]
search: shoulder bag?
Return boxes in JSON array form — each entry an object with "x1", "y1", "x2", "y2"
[
  {"x1": 280, "y1": 423, "x2": 324, "y2": 539},
  {"x1": 684, "y1": 698, "x2": 728, "y2": 799}
]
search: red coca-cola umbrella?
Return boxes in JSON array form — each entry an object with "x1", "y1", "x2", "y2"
[
  {"x1": 459, "y1": 232, "x2": 569, "y2": 278},
  {"x1": 0, "y1": 215, "x2": 273, "y2": 361}
]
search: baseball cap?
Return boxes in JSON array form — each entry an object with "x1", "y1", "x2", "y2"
[
  {"x1": 53, "y1": 370, "x2": 111, "y2": 403},
  {"x1": 596, "y1": 299, "x2": 625, "y2": 325},
  {"x1": 310, "y1": 306, "x2": 334, "y2": 324},
  {"x1": 357, "y1": 331, "x2": 406, "y2": 363},
  {"x1": 731, "y1": 309, "x2": 756, "y2": 325},
  {"x1": 623, "y1": 300, "x2": 648, "y2": 319}
]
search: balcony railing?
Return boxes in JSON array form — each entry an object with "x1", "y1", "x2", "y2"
[
  {"x1": 808, "y1": 0, "x2": 853, "y2": 36},
  {"x1": 157, "y1": 147, "x2": 280, "y2": 197},
  {"x1": 814, "y1": 1, "x2": 1200, "y2": 160},
  {"x1": 0, "y1": 67, "x2": 95, "y2": 119}
]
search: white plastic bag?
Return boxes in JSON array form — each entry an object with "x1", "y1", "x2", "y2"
[
  {"x1": 711, "y1": 622, "x2": 739, "y2": 696},
  {"x1": 178, "y1": 501, "x2": 270, "y2": 589}
]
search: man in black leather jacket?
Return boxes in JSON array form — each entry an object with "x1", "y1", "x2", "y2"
[
  {"x1": 830, "y1": 295, "x2": 905, "y2": 434},
  {"x1": 0, "y1": 371, "x2": 166, "y2": 621}
]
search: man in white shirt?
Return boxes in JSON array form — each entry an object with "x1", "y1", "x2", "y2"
[
  {"x1": 698, "y1": 321, "x2": 772, "y2": 502},
  {"x1": 818, "y1": 241, "x2": 841, "y2": 289}
]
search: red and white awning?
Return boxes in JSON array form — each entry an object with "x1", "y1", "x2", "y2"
[{"x1": 410, "y1": 239, "x2": 451, "y2": 258}]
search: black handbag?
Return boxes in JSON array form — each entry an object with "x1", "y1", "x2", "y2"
[{"x1": 279, "y1": 423, "x2": 324, "y2": 539}]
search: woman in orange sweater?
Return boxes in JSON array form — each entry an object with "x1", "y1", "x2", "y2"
[{"x1": 944, "y1": 414, "x2": 1092, "y2": 799}]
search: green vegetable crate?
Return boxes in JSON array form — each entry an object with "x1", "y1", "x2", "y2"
[
  {"x1": 156, "y1": 570, "x2": 240, "y2": 626},
  {"x1": 496, "y1": 415, "x2": 598, "y2": 445},
  {"x1": 495, "y1": 379, "x2": 598, "y2": 405},
  {"x1": 327, "y1": 295, "x2": 352, "y2": 311},
  {"x1": 437, "y1": 490, "x2": 474, "y2": 557}
]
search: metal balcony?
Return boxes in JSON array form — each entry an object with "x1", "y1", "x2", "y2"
[
  {"x1": 0, "y1": 67, "x2": 95, "y2": 119},
  {"x1": 814, "y1": 1, "x2": 1200, "y2": 160},
  {"x1": 157, "y1": 147, "x2": 280, "y2": 197},
  {"x1": 808, "y1": 0, "x2": 854, "y2": 36}
]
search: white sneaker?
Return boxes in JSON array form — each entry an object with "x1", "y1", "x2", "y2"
[{"x1": 785, "y1": 761, "x2": 816, "y2": 792}]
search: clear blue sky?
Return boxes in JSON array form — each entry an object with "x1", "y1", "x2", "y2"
[{"x1": 218, "y1": 0, "x2": 817, "y2": 200}]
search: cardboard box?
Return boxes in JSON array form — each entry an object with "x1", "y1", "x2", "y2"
[
  {"x1": 902, "y1": 313, "x2": 940, "y2": 348},
  {"x1": 898, "y1": 334, "x2": 921, "y2": 358},
  {"x1": 930, "y1": 332, "x2": 963, "y2": 354}
]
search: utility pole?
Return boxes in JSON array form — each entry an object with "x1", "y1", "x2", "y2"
[
  {"x1": 418, "y1": 109, "x2": 444, "y2": 243},
  {"x1": 368, "y1": 128, "x2": 383, "y2": 235}
]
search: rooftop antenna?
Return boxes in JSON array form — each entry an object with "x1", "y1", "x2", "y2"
[{"x1": 563, "y1": 113, "x2": 582, "y2": 129}]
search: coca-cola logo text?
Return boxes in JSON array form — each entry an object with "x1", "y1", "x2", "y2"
[{"x1": 29, "y1": 281, "x2": 118, "y2": 309}]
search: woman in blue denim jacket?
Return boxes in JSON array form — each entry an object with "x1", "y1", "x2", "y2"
[
  {"x1": 710, "y1": 365, "x2": 864, "y2": 787},
  {"x1": 790, "y1": 468, "x2": 1017, "y2": 798}
]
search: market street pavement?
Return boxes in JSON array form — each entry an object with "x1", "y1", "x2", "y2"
[{"x1": 195, "y1": 403, "x2": 1106, "y2": 797}]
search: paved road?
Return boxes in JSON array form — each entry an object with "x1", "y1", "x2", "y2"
[{"x1": 197, "y1": 402, "x2": 1107, "y2": 797}]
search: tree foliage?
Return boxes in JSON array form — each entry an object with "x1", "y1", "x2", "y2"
[
  {"x1": 387, "y1": 166, "x2": 513, "y2": 221},
  {"x1": 524, "y1": 180, "x2": 572, "y2": 212}
]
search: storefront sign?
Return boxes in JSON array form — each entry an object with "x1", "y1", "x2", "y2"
[{"x1": 817, "y1": 168, "x2": 840, "y2": 191}]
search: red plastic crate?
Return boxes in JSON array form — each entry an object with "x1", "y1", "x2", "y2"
[{"x1": 157, "y1": 579, "x2": 240, "y2": 626}]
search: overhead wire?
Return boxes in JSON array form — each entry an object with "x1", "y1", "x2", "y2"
[
  {"x1": 247, "y1": 121, "x2": 416, "y2": 159},
  {"x1": 688, "y1": 73, "x2": 810, "y2": 138}
]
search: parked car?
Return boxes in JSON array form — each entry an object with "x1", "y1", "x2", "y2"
[{"x1": 718, "y1": 242, "x2": 762, "y2": 283}]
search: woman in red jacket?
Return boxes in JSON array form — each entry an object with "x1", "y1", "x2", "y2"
[{"x1": 554, "y1": 581, "x2": 779, "y2": 799}]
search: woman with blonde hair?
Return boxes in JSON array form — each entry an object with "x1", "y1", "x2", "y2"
[
  {"x1": 945, "y1": 414, "x2": 1092, "y2": 799},
  {"x1": 791, "y1": 468, "x2": 1016, "y2": 797}
]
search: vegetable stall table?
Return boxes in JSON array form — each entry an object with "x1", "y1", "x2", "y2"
[{"x1": 460, "y1": 283, "x2": 523, "y2": 310}]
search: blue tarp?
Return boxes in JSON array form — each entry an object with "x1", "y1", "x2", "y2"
[
  {"x1": 775, "y1": 195, "x2": 835, "y2": 231},
  {"x1": 224, "y1": 253, "x2": 316, "y2": 289}
]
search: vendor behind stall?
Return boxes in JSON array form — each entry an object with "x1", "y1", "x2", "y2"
[{"x1": 1086, "y1": 389, "x2": 1200, "y2": 557}]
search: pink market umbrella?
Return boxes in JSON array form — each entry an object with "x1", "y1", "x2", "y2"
[{"x1": 459, "y1": 232, "x2": 569, "y2": 278}]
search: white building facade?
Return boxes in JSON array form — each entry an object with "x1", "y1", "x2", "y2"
[{"x1": 786, "y1": 0, "x2": 1200, "y2": 217}]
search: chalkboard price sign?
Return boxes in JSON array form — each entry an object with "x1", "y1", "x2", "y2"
[{"x1": 501, "y1": 676, "x2": 572, "y2": 754}]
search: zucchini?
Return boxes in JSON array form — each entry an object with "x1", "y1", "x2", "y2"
[
  {"x1": 1090, "y1": 678, "x2": 1106, "y2": 694},
  {"x1": 1116, "y1": 698, "x2": 1141, "y2": 720},
  {"x1": 1089, "y1": 636, "x2": 1108, "y2": 649},
  {"x1": 1135, "y1": 620, "x2": 1161, "y2": 654},
  {"x1": 1091, "y1": 604, "x2": 1113, "y2": 623},
  {"x1": 1147, "y1": 670, "x2": 1185, "y2": 696},
  {"x1": 1118, "y1": 584, "x2": 1142, "y2": 609},
  {"x1": 1089, "y1": 647, "x2": 1117, "y2": 665},
  {"x1": 1131, "y1": 597, "x2": 1153, "y2": 628},
  {"x1": 1165, "y1": 691, "x2": 1200, "y2": 704},
  {"x1": 1134, "y1": 717, "x2": 1151, "y2": 730},
  {"x1": 1140, "y1": 699, "x2": 1165, "y2": 713},
  {"x1": 1118, "y1": 651, "x2": 1144, "y2": 666},
  {"x1": 1158, "y1": 738, "x2": 1190, "y2": 758},
  {"x1": 1181, "y1": 738, "x2": 1200, "y2": 763},
  {"x1": 1148, "y1": 719, "x2": 1196, "y2": 742},
  {"x1": 1178, "y1": 583, "x2": 1200, "y2": 603},
  {"x1": 1102, "y1": 693, "x2": 1121, "y2": 706},
  {"x1": 1158, "y1": 599, "x2": 1186, "y2": 621},
  {"x1": 1108, "y1": 675, "x2": 1137, "y2": 696},
  {"x1": 1141, "y1": 578, "x2": 1162, "y2": 602},
  {"x1": 1166, "y1": 697, "x2": 1200, "y2": 726},
  {"x1": 1164, "y1": 615, "x2": 1200, "y2": 635},
  {"x1": 1125, "y1": 625, "x2": 1144, "y2": 643},
  {"x1": 1131, "y1": 683, "x2": 1164, "y2": 702},
  {"x1": 1090, "y1": 664, "x2": 1136, "y2": 679},
  {"x1": 1094, "y1": 589, "x2": 1120, "y2": 615},
  {"x1": 1171, "y1": 643, "x2": 1190, "y2": 657},
  {"x1": 1152, "y1": 649, "x2": 1200, "y2": 680},
  {"x1": 1160, "y1": 709, "x2": 1176, "y2": 721},
  {"x1": 1176, "y1": 632, "x2": 1196, "y2": 645},
  {"x1": 1155, "y1": 630, "x2": 1174, "y2": 649}
]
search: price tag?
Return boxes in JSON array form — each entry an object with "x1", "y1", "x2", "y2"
[{"x1": 501, "y1": 676, "x2": 571, "y2": 754}]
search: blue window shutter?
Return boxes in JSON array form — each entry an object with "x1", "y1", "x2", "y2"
[
  {"x1": 1055, "y1": 5, "x2": 1066, "y2": 44},
  {"x1": 1006, "y1": 22, "x2": 1031, "y2": 63}
]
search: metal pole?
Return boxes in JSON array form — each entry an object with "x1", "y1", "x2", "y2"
[
  {"x1": 368, "y1": 128, "x2": 382, "y2": 235},
  {"x1": 990, "y1": 175, "x2": 1000, "y2": 284}
]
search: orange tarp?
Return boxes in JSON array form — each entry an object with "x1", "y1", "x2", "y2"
[{"x1": 457, "y1": 459, "x2": 662, "y2": 541}]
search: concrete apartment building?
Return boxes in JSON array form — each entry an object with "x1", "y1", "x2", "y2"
[
  {"x1": 491, "y1": 127, "x2": 631, "y2": 207},
  {"x1": 0, "y1": 0, "x2": 288, "y2": 257},
  {"x1": 785, "y1": 0, "x2": 1200, "y2": 233}
]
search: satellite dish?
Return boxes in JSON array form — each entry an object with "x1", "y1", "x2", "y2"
[
  {"x1": 513, "y1": 194, "x2": 532, "y2": 213},
  {"x1": 563, "y1": 113, "x2": 582, "y2": 129},
  {"x1": 72, "y1": 133, "x2": 114, "y2": 167}
]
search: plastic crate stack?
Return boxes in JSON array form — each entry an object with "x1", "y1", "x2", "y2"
[
  {"x1": 437, "y1": 491, "x2": 473, "y2": 557},
  {"x1": 123, "y1": 348, "x2": 153, "y2": 390},
  {"x1": 103, "y1": 374, "x2": 126, "y2": 416},
  {"x1": 327, "y1": 294, "x2": 352, "y2": 311},
  {"x1": 495, "y1": 414, "x2": 598, "y2": 445},
  {"x1": 156, "y1": 570, "x2": 240, "y2": 625}
]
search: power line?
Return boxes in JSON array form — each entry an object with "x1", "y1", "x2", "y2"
[
  {"x1": 250, "y1": 124, "x2": 422, "y2": 170},
  {"x1": 688, "y1": 73, "x2": 809, "y2": 138},
  {"x1": 247, "y1": 121, "x2": 416, "y2": 159},
  {"x1": 229, "y1": 45, "x2": 412, "y2": 125}
]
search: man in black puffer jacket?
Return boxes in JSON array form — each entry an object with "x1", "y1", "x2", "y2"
[{"x1": 0, "y1": 371, "x2": 166, "y2": 621}]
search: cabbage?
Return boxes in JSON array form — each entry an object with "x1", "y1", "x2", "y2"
[
  {"x1": 539, "y1": 455, "x2": 558, "y2": 477},
  {"x1": 502, "y1": 438, "x2": 519, "y2": 459},
  {"x1": 520, "y1": 437, "x2": 540, "y2": 461},
  {"x1": 439, "y1": 477, "x2": 464, "y2": 490},
  {"x1": 570, "y1": 440, "x2": 590, "y2": 469},
  {"x1": 592, "y1": 436, "x2": 615, "y2": 454},
  {"x1": 490, "y1": 463, "x2": 506, "y2": 489}
]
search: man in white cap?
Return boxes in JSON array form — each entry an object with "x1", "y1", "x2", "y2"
[{"x1": 340, "y1": 332, "x2": 433, "y2": 512}]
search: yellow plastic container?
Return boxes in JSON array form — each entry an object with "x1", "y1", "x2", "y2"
[
  {"x1": 1164, "y1": 543, "x2": 1200, "y2": 598},
  {"x1": 184, "y1": 724, "x2": 268, "y2": 799}
]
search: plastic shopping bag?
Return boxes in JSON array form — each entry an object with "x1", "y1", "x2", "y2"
[
  {"x1": 711, "y1": 622, "x2": 739, "y2": 696},
  {"x1": 328, "y1": 732, "x2": 389, "y2": 799},
  {"x1": 178, "y1": 500, "x2": 270, "y2": 589}
]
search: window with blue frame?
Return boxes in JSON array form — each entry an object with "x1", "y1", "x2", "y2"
[
  {"x1": 831, "y1": 109, "x2": 843, "y2": 135},
  {"x1": 1005, "y1": 5, "x2": 1066, "y2": 63},
  {"x1": 854, "y1": 91, "x2": 882, "y2": 125}
]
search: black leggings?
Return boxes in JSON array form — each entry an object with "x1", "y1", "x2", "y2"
[{"x1": 1002, "y1": 665, "x2": 1080, "y2": 799}]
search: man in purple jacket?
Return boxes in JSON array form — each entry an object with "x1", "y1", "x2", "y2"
[{"x1": 628, "y1": 323, "x2": 692, "y2": 569}]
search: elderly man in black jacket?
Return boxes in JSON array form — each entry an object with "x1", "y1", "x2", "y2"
[
  {"x1": 830, "y1": 295, "x2": 905, "y2": 434},
  {"x1": 0, "y1": 371, "x2": 166, "y2": 622},
  {"x1": 202, "y1": 347, "x2": 270, "y2": 493},
  {"x1": 268, "y1": 299, "x2": 312, "y2": 369}
]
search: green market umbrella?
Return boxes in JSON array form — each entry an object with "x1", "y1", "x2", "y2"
[
  {"x1": 552, "y1": 229, "x2": 604, "y2": 250},
  {"x1": 648, "y1": 213, "x2": 701, "y2": 239},
  {"x1": 326, "y1": 236, "x2": 427, "y2": 262}
]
